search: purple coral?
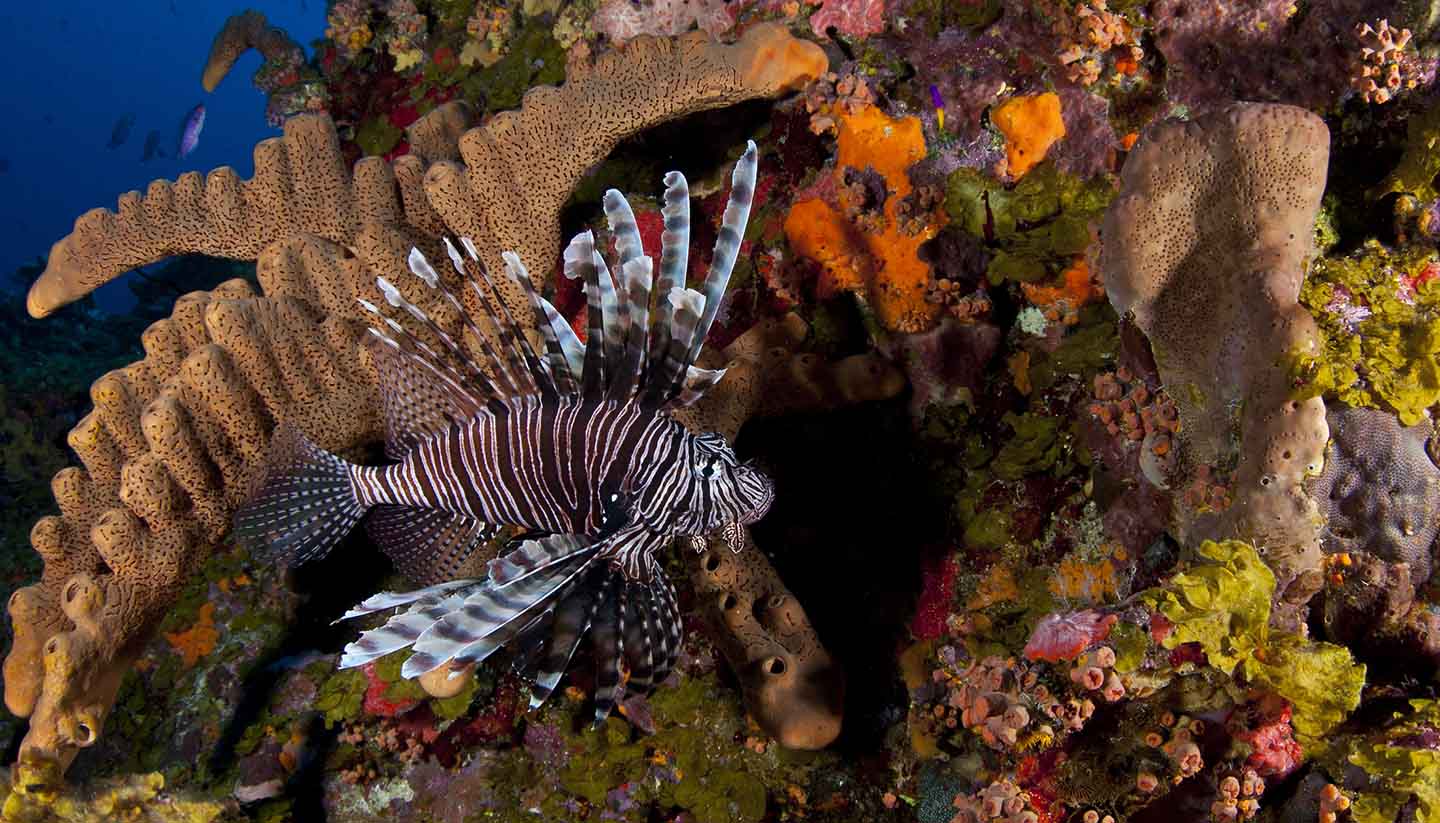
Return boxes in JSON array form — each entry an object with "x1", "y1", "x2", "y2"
[
  {"x1": 592, "y1": 0, "x2": 734, "y2": 44},
  {"x1": 1053, "y1": 87, "x2": 1119, "y2": 181},
  {"x1": 1305, "y1": 404, "x2": 1440, "y2": 582},
  {"x1": 1151, "y1": 0, "x2": 1410, "y2": 111}
]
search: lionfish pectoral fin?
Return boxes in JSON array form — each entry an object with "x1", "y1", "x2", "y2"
[
  {"x1": 402, "y1": 539, "x2": 602, "y2": 679},
  {"x1": 338, "y1": 582, "x2": 483, "y2": 669},
  {"x1": 233, "y1": 423, "x2": 369, "y2": 566},
  {"x1": 583, "y1": 530, "x2": 677, "y2": 724},
  {"x1": 366, "y1": 504, "x2": 497, "y2": 585}
]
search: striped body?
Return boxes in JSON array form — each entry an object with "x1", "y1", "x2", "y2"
[{"x1": 350, "y1": 396, "x2": 676, "y2": 537}]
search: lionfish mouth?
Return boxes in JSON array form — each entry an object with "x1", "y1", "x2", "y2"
[{"x1": 738, "y1": 476, "x2": 776, "y2": 525}]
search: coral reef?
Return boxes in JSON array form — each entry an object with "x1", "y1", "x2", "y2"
[
  {"x1": 1306, "y1": 404, "x2": 1440, "y2": 582},
  {"x1": 13, "y1": 0, "x2": 1440, "y2": 818},
  {"x1": 8, "y1": 23, "x2": 832, "y2": 782}
]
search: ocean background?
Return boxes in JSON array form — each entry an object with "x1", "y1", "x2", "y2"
[{"x1": 0, "y1": 0, "x2": 324, "y2": 313}]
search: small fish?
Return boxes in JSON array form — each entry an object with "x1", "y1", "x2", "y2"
[
  {"x1": 237, "y1": 143, "x2": 774, "y2": 724},
  {"x1": 176, "y1": 104, "x2": 206, "y2": 159},
  {"x1": 107, "y1": 112, "x2": 135, "y2": 149},
  {"x1": 930, "y1": 84, "x2": 946, "y2": 132},
  {"x1": 141, "y1": 130, "x2": 166, "y2": 162}
]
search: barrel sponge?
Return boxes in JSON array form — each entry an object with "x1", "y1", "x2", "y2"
[
  {"x1": 1100, "y1": 103, "x2": 1332, "y2": 607},
  {"x1": 687, "y1": 528, "x2": 845, "y2": 750}
]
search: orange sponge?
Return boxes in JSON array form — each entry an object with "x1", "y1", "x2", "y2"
[
  {"x1": 784, "y1": 105, "x2": 945, "y2": 333},
  {"x1": 992, "y1": 93, "x2": 1066, "y2": 178}
]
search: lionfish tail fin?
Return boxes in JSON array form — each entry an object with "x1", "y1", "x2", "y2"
[{"x1": 234, "y1": 424, "x2": 368, "y2": 566}]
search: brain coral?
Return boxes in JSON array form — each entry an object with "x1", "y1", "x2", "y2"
[
  {"x1": 1100, "y1": 103, "x2": 1331, "y2": 611},
  {"x1": 1306, "y1": 404, "x2": 1440, "y2": 583}
]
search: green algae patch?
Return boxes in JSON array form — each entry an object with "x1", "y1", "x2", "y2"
[
  {"x1": 1106, "y1": 619, "x2": 1149, "y2": 674},
  {"x1": 944, "y1": 162, "x2": 1112, "y2": 286},
  {"x1": 1337, "y1": 700, "x2": 1440, "y2": 823},
  {"x1": 963, "y1": 508, "x2": 1013, "y2": 551},
  {"x1": 1145, "y1": 541, "x2": 1365, "y2": 747},
  {"x1": 1372, "y1": 103, "x2": 1440, "y2": 202},
  {"x1": 992, "y1": 412, "x2": 1063, "y2": 480},
  {"x1": 553, "y1": 672, "x2": 829, "y2": 823},
  {"x1": 1144, "y1": 540, "x2": 1274, "y2": 675},
  {"x1": 315, "y1": 667, "x2": 368, "y2": 729},
  {"x1": 1297, "y1": 240, "x2": 1440, "y2": 424},
  {"x1": 465, "y1": 21, "x2": 566, "y2": 112},
  {"x1": 1242, "y1": 636, "x2": 1364, "y2": 748},
  {"x1": 355, "y1": 116, "x2": 404, "y2": 157}
]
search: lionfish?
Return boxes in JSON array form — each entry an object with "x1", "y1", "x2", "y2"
[{"x1": 236, "y1": 143, "x2": 774, "y2": 722}]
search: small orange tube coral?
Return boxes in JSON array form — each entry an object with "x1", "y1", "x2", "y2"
[
  {"x1": 784, "y1": 104, "x2": 945, "y2": 333},
  {"x1": 1021, "y1": 258, "x2": 1102, "y2": 325},
  {"x1": 993, "y1": 93, "x2": 1066, "y2": 178}
]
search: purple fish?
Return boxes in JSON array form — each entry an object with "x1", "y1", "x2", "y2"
[{"x1": 177, "y1": 103, "x2": 206, "y2": 159}]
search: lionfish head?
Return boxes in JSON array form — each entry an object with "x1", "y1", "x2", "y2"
[{"x1": 691, "y1": 433, "x2": 775, "y2": 532}]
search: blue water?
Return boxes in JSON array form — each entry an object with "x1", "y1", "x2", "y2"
[{"x1": 0, "y1": 0, "x2": 324, "y2": 312}]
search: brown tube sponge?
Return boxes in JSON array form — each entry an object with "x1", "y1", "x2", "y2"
[
  {"x1": 673, "y1": 313, "x2": 904, "y2": 749},
  {"x1": 673, "y1": 313, "x2": 907, "y2": 441},
  {"x1": 201, "y1": 9, "x2": 305, "y2": 93},
  {"x1": 687, "y1": 527, "x2": 845, "y2": 750},
  {"x1": 6, "y1": 248, "x2": 382, "y2": 772},
  {"x1": 29, "y1": 23, "x2": 826, "y2": 320},
  {"x1": 1100, "y1": 103, "x2": 1331, "y2": 611},
  {"x1": 405, "y1": 101, "x2": 478, "y2": 164}
]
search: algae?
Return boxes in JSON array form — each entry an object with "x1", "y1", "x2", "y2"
[
  {"x1": 1145, "y1": 540, "x2": 1365, "y2": 746},
  {"x1": 355, "y1": 116, "x2": 404, "y2": 157},
  {"x1": 1241, "y1": 635, "x2": 1364, "y2": 748},
  {"x1": 1339, "y1": 700, "x2": 1440, "y2": 823},
  {"x1": 1372, "y1": 103, "x2": 1440, "y2": 202},
  {"x1": 1297, "y1": 240, "x2": 1440, "y2": 424},
  {"x1": 1145, "y1": 540, "x2": 1274, "y2": 675},
  {"x1": 992, "y1": 412, "x2": 1063, "y2": 480}
]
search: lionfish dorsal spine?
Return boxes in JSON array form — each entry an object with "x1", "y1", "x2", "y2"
[
  {"x1": 398, "y1": 243, "x2": 520, "y2": 398},
  {"x1": 529, "y1": 293, "x2": 585, "y2": 394},
  {"x1": 610, "y1": 254, "x2": 655, "y2": 401},
  {"x1": 677, "y1": 140, "x2": 759, "y2": 391},
  {"x1": 646, "y1": 170, "x2": 691, "y2": 399},
  {"x1": 356, "y1": 303, "x2": 487, "y2": 421},
  {"x1": 562, "y1": 230, "x2": 610, "y2": 397},
  {"x1": 455, "y1": 238, "x2": 551, "y2": 399}
]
